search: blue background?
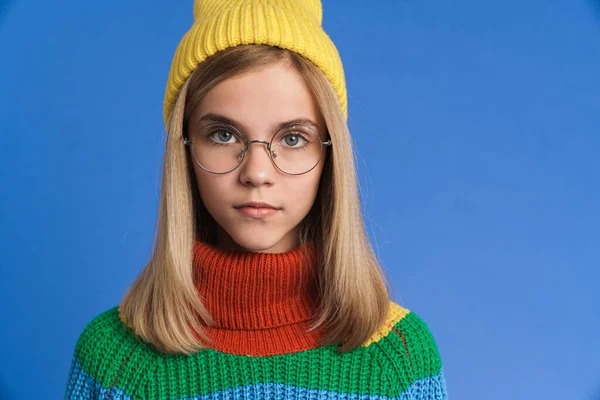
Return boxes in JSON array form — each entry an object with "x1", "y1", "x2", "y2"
[{"x1": 1, "y1": 1, "x2": 599, "y2": 399}]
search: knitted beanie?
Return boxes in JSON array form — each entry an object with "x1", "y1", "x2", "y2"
[{"x1": 163, "y1": 0, "x2": 348, "y2": 127}]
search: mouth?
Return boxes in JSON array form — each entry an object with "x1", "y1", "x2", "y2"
[
  {"x1": 234, "y1": 205, "x2": 280, "y2": 218},
  {"x1": 234, "y1": 201, "x2": 280, "y2": 210}
]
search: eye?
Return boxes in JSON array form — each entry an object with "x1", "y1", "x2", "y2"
[
  {"x1": 209, "y1": 129, "x2": 238, "y2": 144},
  {"x1": 280, "y1": 131, "x2": 310, "y2": 149}
]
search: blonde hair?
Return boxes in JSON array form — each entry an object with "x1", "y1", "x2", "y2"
[{"x1": 119, "y1": 44, "x2": 394, "y2": 354}]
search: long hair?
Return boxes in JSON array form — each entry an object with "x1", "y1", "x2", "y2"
[{"x1": 119, "y1": 44, "x2": 393, "y2": 354}]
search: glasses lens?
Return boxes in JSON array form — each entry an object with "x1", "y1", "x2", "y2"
[
  {"x1": 191, "y1": 124, "x2": 244, "y2": 173},
  {"x1": 271, "y1": 125, "x2": 324, "y2": 174}
]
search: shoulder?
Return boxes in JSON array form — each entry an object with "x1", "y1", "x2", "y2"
[
  {"x1": 364, "y1": 300, "x2": 448, "y2": 399},
  {"x1": 65, "y1": 306, "x2": 153, "y2": 398},
  {"x1": 73, "y1": 306, "x2": 135, "y2": 358},
  {"x1": 73, "y1": 305, "x2": 155, "y2": 365},
  {"x1": 76, "y1": 306, "x2": 121, "y2": 339}
]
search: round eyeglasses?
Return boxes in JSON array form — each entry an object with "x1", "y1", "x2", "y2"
[{"x1": 183, "y1": 122, "x2": 332, "y2": 175}]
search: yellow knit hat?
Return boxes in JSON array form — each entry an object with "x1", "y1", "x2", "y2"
[{"x1": 163, "y1": 0, "x2": 347, "y2": 127}]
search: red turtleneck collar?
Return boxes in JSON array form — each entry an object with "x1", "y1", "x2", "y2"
[{"x1": 192, "y1": 238, "x2": 323, "y2": 356}]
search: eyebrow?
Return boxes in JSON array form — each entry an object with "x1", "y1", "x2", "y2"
[{"x1": 197, "y1": 113, "x2": 321, "y2": 134}]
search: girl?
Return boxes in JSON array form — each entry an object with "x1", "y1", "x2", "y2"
[{"x1": 65, "y1": 0, "x2": 448, "y2": 399}]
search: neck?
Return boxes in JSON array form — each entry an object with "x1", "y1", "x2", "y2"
[{"x1": 192, "y1": 237, "x2": 323, "y2": 356}]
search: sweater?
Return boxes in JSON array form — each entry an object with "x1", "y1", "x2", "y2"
[{"x1": 64, "y1": 238, "x2": 448, "y2": 399}]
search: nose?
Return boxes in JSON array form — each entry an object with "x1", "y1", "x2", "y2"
[{"x1": 237, "y1": 140, "x2": 277, "y2": 186}]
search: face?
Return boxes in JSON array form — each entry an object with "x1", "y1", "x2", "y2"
[{"x1": 187, "y1": 62, "x2": 328, "y2": 253}]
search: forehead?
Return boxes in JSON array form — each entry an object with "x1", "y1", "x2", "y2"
[{"x1": 191, "y1": 63, "x2": 325, "y2": 133}]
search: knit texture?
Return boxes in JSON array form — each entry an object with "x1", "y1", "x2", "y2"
[
  {"x1": 163, "y1": 0, "x2": 348, "y2": 126},
  {"x1": 64, "y1": 240, "x2": 448, "y2": 399},
  {"x1": 191, "y1": 238, "x2": 323, "y2": 356}
]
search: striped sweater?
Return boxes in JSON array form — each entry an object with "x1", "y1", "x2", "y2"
[{"x1": 64, "y1": 239, "x2": 448, "y2": 399}]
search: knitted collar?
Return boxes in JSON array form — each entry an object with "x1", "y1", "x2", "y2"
[{"x1": 192, "y1": 237, "x2": 323, "y2": 356}]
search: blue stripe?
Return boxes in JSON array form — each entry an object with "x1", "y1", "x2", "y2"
[
  {"x1": 64, "y1": 356, "x2": 446, "y2": 400},
  {"x1": 64, "y1": 356, "x2": 133, "y2": 400},
  {"x1": 408, "y1": 370, "x2": 448, "y2": 400}
]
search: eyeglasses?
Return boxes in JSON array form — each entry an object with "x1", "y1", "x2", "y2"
[{"x1": 183, "y1": 122, "x2": 332, "y2": 175}]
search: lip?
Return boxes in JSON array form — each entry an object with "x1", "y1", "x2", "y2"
[
  {"x1": 236, "y1": 206, "x2": 279, "y2": 218},
  {"x1": 234, "y1": 201, "x2": 280, "y2": 219},
  {"x1": 234, "y1": 201, "x2": 280, "y2": 210}
]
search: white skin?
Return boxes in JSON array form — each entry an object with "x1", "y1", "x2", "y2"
[{"x1": 187, "y1": 62, "x2": 328, "y2": 254}]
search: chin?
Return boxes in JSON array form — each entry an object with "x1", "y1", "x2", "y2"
[
  {"x1": 233, "y1": 238, "x2": 282, "y2": 253},
  {"x1": 225, "y1": 224, "x2": 301, "y2": 253},
  {"x1": 223, "y1": 228, "x2": 282, "y2": 252}
]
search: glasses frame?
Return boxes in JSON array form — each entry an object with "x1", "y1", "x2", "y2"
[{"x1": 183, "y1": 122, "x2": 332, "y2": 175}]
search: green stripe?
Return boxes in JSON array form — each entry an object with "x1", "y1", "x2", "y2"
[
  {"x1": 75, "y1": 307, "x2": 440, "y2": 399},
  {"x1": 374, "y1": 311, "x2": 444, "y2": 396},
  {"x1": 145, "y1": 341, "x2": 392, "y2": 399},
  {"x1": 74, "y1": 307, "x2": 152, "y2": 398}
]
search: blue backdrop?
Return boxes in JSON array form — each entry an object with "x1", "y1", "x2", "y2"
[{"x1": 1, "y1": 1, "x2": 599, "y2": 399}]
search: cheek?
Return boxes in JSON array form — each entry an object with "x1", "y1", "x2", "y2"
[
  {"x1": 285, "y1": 175, "x2": 322, "y2": 212},
  {"x1": 193, "y1": 170, "x2": 227, "y2": 209}
]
